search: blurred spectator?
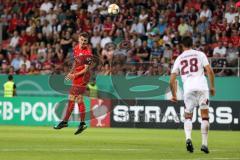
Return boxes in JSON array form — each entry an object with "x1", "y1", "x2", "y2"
[
  {"x1": 1, "y1": 60, "x2": 9, "y2": 74},
  {"x1": 131, "y1": 18, "x2": 146, "y2": 38},
  {"x1": 226, "y1": 42, "x2": 239, "y2": 67},
  {"x1": 11, "y1": 52, "x2": 21, "y2": 71},
  {"x1": 19, "y1": 55, "x2": 31, "y2": 70},
  {"x1": 150, "y1": 41, "x2": 163, "y2": 60},
  {"x1": 46, "y1": 9, "x2": 57, "y2": 25},
  {"x1": 8, "y1": 66, "x2": 16, "y2": 75},
  {"x1": 40, "y1": 0, "x2": 53, "y2": 13},
  {"x1": 0, "y1": 45, "x2": 7, "y2": 58},
  {"x1": 103, "y1": 16, "x2": 113, "y2": 33},
  {"x1": 99, "y1": 63, "x2": 111, "y2": 75},
  {"x1": 100, "y1": 32, "x2": 112, "y2": 49},
  {"x1": 113, "y1": 29, "x2": 124, "y2": 46},
  {"x1": 8, "y1": 13, "x2": 18, "y2": 33},
  {"x1": 87, "y1": 1, "x2": 98, "y2": 13},
  {"x1": 42, "y1": 20, "x2": 52, "y2": 37},
  {"x1": 19, "y1": 30, "x2": 28, "y2": 47},
  {"x1": 113, "y1": 41, "x2": 130, "y2": 57},
  {"x1": 158, "y1": 18, "x2": 167, "y2": 36},
  {"x1": 224, "y1": 5, "x2": 238, "y2": 24},
  {"x1": 126, "y1": 64, "x2": 137, "y2": 76},
  {"x1": 28, "y1": 64, "x2": 39, "y2": 75},
  {"x1": 70, "y1": 0, "x2": 79, "y2": 11},
  {"x1": 19, "y1": 63, "x2": 28, "y2": 75},
  {"x1": 178, "y1": 17, "x2": 190, "y2": 36},
  {"x1": 0, "y1": 54, "x2": 6, "y2": 67},
  {"x1": 37, "y1": 42, "x2": 47, "y2": 63},
  {"x1": 91, "y1": 31, "x2": 101, "y2": 54},
  {"x1": 146, "y1": 17, "x2": 158, "y2": 35},
  {"x1": 213, "y1": 41, "x2": 227, "y2": 57},
  {"x1": 136, "y1": 41, "x2": 151, "y2": 62},
  {"x1": 60, "y1": 31, "x2": 72, "y2": 57},
  {"x1": 139, "y1": 9, "x2": 148, "y2": 22},
  {"x1": 92, "y1": 17, "x2": 103, "y2": 33},
  {"x1": 9, "y1": 31, "x2": 20, "y2": 49},
  {"x1": 185, "y1": 0, "x2": 201, "y2": 12},
  {"x1": 200, "y1": 4, "x2": 212, "y2": 22},
  {"x1": 162, "y1": 44, "x2": 173, "y2": 65},
  {"x1": 130, "y1": 34, "x2": 142, "y2": 48},
  {"x1": 101, "y1": 43, "x2": 115, "y2": 62},
  {"x1": 197, "y1": 17, "x2": 209, "y2": 34}
]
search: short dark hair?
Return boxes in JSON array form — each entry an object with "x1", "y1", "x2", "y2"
[
  {"x1": 8, "y1": 75, "x2": 13, "y2": 81},
  {"x1": 79, "y1": 32, "x2": 89, "y2": 39},
  {"x1": 181, "y1": 36, "x2": 193, "y2": 48}
]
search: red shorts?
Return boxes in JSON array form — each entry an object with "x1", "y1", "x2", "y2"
[
  {"x1": 69, "y1": 85, "x2": 87, "y2": 96},
  {"x1": 73, "y1": 72, "x2": 90, "y2": 85},
  {"x1": 70, "y1": 73, "x2": 91, "y2": 96}
]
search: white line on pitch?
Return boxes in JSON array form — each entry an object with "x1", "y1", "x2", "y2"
[{"x1": 0, "y1": 148, "x2": 151, "y2": 152}]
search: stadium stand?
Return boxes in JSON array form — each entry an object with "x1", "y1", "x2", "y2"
[{"x1": 0, "y1": 0, "x2": 239, "y2": 76}]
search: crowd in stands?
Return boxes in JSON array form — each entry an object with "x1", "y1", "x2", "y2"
[{"x1": 0, "y1": 0, "x2": 239, "y2": 76}]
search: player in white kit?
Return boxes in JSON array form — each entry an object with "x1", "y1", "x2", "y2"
[{"x1": 170, "y1": 36, "x2": 215, "y2": 154}]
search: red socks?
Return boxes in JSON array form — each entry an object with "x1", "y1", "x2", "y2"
[
  {"x1": 78, "y1": 102, "x2": 86, "y2": 122},
  {"x1": 63, "y1": 100, "x2": 75, "y2": 121},
  {"x1": 63, "y1": 100, "x2": 86, "y2": 122}
]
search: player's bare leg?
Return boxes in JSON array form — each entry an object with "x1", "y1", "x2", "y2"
[
  {"x1": 200, "y1": 108, "x2": 210, "y2": 154},
  {"x1": 54, "y1": 94, "x2": 76, "y2": 129},
  {"x1": 74, "y1": 95, "x2": 87, "y2": 135},
  {"x1": 184, "y1": 112, "x2": 194, "y2": 153}
]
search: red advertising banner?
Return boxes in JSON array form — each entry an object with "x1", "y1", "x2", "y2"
[{"x1": 90, "y1": 98, "x2": 111, "y2": 127}]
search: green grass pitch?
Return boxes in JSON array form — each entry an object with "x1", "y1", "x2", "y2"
[{"x1": 0, "y1": 126, "x2": 239, "y2": 160}]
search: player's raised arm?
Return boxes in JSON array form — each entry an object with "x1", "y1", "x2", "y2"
[{"x1": 204, "y1": 65, "x2": 215, "y2": 96}]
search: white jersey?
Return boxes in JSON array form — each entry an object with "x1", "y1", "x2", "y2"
[{"x1": 171, "y1": 49, "x2": 209, "y2": 94}]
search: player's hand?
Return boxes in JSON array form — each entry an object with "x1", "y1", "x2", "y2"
[
  {"x1": 65, "y1": 73, "x2": 75, "y2": 81},
  {"x1": 210, "y1": 87, "x2": 215, "y2": 96},
  {"x1": 170, "y1": 96, "x2": 177, "y2": 103},
  {"x1": 65, "y1": 74, "x2": 70, "y2": 81}
]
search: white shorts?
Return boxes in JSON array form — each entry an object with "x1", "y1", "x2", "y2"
[{"x1": 184, "y1": 90, "x2": 209, "y2": 113}]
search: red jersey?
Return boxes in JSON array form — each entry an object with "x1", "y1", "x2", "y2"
[
  {"x1": 231, "y1": 36, "x2": 240, "y2": 47},
  {"x1": 210, "y1": 23, "x2": 218, "y2": 33},
  {"x1": 219, "y1": 36, "x2": 229, "y2": 44},
  {"x1": 72, "y1": 45, "x2": 92, "y2": 86}
]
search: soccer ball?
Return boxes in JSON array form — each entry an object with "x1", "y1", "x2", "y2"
[{"x1": 108, "y1": 4, "x2": 120, "y2": 15}]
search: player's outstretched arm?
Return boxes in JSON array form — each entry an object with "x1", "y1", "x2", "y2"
[
  {"x1": 65, "y1": 64, "x2": 90, "y2": 80},
  {"x1": 204, "y1": 65, "x2": 215, "y2": 96},
  {"x1": 74, "y1": 64, "x2": 90, "y2": 77},
  {"x1": 170, "y1": 73, "x2": 177, "y2": 102}
]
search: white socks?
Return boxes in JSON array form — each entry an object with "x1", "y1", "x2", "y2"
[
  {"x1": 201, "y1": 120, "x2": 209, "y2": 146},
  {"x1": 184, "y1": 119, "x2": 192, "y2": 140},
  {"x1": 184, "y1": 118, "x2": 209, "y2": 146}
]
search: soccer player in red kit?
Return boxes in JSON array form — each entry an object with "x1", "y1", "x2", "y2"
[{"x1": 54, "y1": 32, "x2": 93, "y2": 135}]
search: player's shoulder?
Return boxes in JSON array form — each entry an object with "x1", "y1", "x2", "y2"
[
  {"x1": 73, "y1": 45, "x2": 79, "y2": 50},
  {"x1": 191, "y1": 49, "x2": 205, "y2": 54},
  {"x1": 85, "y1": 46, "x2": 93, "y2": 55},
  {"x1": 195, "y1": 50, "x2": 208, "y2": 60},
  {"x1": 73, "y1": 45, "x2": 79, "y2": 54},
  {"x1": 183, "y1": 49, "x2": 205, "y2": 57}
]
